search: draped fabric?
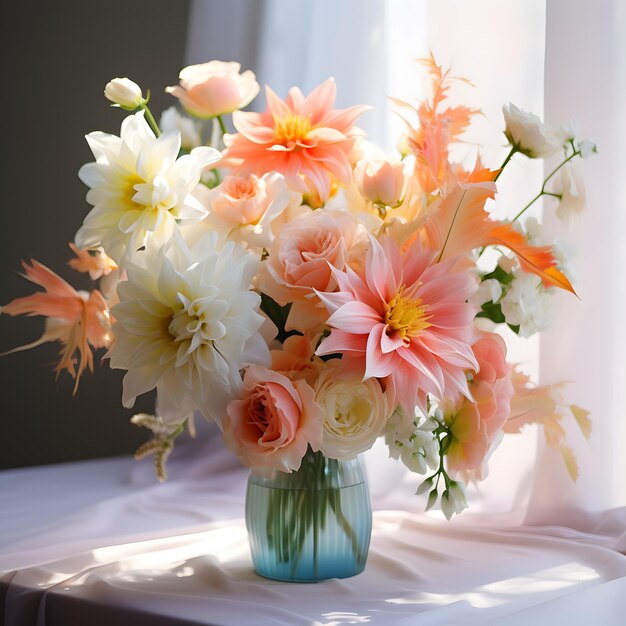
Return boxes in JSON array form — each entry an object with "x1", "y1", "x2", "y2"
[{"x1": 1, "y1": 425, "x2": 625, "y2": 625}]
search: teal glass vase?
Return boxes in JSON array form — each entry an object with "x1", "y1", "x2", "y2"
[{"x1": 245, "y1": 448, "x2": 372, "y2": 582}]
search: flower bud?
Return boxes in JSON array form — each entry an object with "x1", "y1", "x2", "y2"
[
  {"x1": 441, "y1": 481, "x2": 468, "y2": 520},
  {"x1": 354, "y1": 157, "x2": 405, "y2": 207},
  {"x1": 104, "y1": 78, "x2": 144, "y2": 109},
  {"x1": 416, "y1": 477, "x2": 433, "y2": 495}
]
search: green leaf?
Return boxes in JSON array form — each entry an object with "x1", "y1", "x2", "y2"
[
  {"x1": 481, "y1": 264, "x2": 514, "y2": 285},
  {"x1": 476, "y1": 301, "x2": 506, "y2": 324},
  {"x1": 259, "y1": 292, "x2": 301, "y2": 343}
]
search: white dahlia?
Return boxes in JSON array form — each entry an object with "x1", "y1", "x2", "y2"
[
  {"x1": 108, "y1": 231, "x2": 270, "y2": 424},
  {"x1": 76, "y1": 111, "x2": 220, "y2": 267}
]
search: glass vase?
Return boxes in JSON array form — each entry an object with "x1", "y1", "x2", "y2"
[{"x1": 245, "y1": 448, "x2": 372, "y2": 582}]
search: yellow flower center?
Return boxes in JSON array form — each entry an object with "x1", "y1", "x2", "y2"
[
  {"x1": 385, "y1": 293, "x2": 431, "y2": 340},
  {"x1": 273, "y1": 113, "x2": 313, "y2": 146}
]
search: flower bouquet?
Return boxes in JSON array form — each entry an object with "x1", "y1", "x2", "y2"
[{"x1": 1, "y1": 56, "x2": 593, "y2": 581}]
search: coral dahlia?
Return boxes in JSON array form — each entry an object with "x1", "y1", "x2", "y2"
[{"x1": 222, "y1": 78, "x2": 368, "y2": 200}]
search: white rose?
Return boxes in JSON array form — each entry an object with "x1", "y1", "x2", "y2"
[
  {"x1": 104, "y1": 77, "x2": 144, "y2": 109},
  {"x1": 502, "y1": 103, "x2": 562, "y2": 158},
  {"x1": 315, "y1": 367, "x2": 392, "y2": 460}
]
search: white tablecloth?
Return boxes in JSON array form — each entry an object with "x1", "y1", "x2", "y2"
[{"x1": 1, "y1": 427, "x2": 625, "y2": 625}]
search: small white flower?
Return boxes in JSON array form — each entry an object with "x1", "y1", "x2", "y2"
[
  {"x1": 497, "y1": 255, "x2": 517, "y2": 274},
  {"x1": 500, "y1": 269, "x2": 552, "y2": 337},
  {"x1": 315, "y1": 366, "x2": 392, "y2": 460},
  {"x1": 107, "y1": 230, "x2": 269, "y2": 424},
  {"x1": 441, "y1": 481, "x2": 468, "y2": 520},
  {"x1": 470, "y1": 278, "x2": 502, "y2": 307},
  {"x1": 578, "y1": 139, "x2": 597, "y2": 159},
  {"x1": 399, "y1": 431, "x2": 439, "y2": 474},
  {"x1": 551, "y1": 239, "x2": 576, "y2": 283},
  {"x1": 421, "y1": 418, "x2": 440, "y2": 432},
  {"x1": 385, "y1": 414, "x2": 440, "y2": 476},
  {"x1": 502, "y1": 103, "x2": 562, "y2": 158},
  {"x1": 76, "y1": 111, "x2": 221, "y2": 267},
  {"x1": 522, "y1": 218, "x2": 577, "y2": 284},
  {"x1": 160, "y1": 106, "x2": 202, "y2": 150},
  {"x1": 104, "y1": 78, "x2": 144, "y2": 109},
  {"x1": 552, "y1": 164, "x2": 587, "y2": 224}
]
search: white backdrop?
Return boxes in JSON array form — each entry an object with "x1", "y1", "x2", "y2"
[{"x1": 530, "y1": 0, "x2": 626, "y2": 522}]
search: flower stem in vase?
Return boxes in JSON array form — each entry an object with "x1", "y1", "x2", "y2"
[{"x1": 254, "y1": 447, "x2": 369, "y2": 581}]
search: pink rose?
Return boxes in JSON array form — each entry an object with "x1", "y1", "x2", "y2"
[
  {"x1": 445, "y1": 332, "x2": 514, "y2": 472},
  {"x1": 223, "y1": 365, "x2": 323, "y2": 472},
  {"x1": 166, "y1": 61, "x2": 260, "y2": 119},
  {"x1": 260, "y1": 209, "x2": 368, "y2": 331},
  {"x1": 354, "y1": 157, "x2": 405, "y2": 206}
]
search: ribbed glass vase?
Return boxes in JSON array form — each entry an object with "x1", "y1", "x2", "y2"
[{"x1": 245, "y1": 448, "x2": 372, "y2": 582}]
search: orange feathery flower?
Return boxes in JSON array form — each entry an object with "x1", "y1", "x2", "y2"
[
  {"x1": 1, "y1": 260, "x2": 112, "y2": 392},
  {"x1": 392, "y1": 53, "x2": 480, "y2": 194},
  {"x1": 68, "y1": 243, "x2": 117, "y2": 280},
  {"x1": 419, "y1": 182, "x2": 576, "y2": 294},
  {"x1": 504, "y1": 367, "x2": 591, "y2": 481}
]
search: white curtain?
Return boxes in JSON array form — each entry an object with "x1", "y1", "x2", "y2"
[
  {"x1": 529, "y1": 0, "x2": 626, "y2": 524},
  {"x1": 186, "y1": 0, "x2": 626, "y2": 521}
]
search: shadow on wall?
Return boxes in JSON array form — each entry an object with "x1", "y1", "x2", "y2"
[{"x1": 0, "y1": 0, "x2": 190, "y2": 469}]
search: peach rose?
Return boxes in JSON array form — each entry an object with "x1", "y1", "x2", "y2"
[
  {"x1": 445, "y1": 332, "x2": 514, "y2": 472},
  {"x1": 354, "y1": 157, "x2": 405, "y2": 207},
  {"x1": 202, "y1": 172, "x2": 301, "y2": 249},
  {"x1": 166, "y1": 61, "x2": 260, "y2": 119},
  {"x1": 223, "y1": 365, "x2": 323, "y2": 472},
  {"x1": 270, "y1": 333, "x2": 324, "y2": 387},
  {"x1": 260, "y1": 209, "x2": 369, "y2": 331}
]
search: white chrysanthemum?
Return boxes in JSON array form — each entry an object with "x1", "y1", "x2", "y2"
[
  {"x1": 76, "y1": 111, "x2": 220, "y2": 267},
  {"x1": 108, "y1": 231, "x2": 270, "y2": 424},
  {"x1": 160, "y1": 106, "x2": 202, "y2": 150},
  {"x1": 500, "y1": 269, "x2": 552, "y2": 338}
]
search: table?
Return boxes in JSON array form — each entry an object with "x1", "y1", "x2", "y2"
[{"x1": 2, "y1": 428, "x2": 625, "y2": 625}]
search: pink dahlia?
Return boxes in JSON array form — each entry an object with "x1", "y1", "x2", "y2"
[
  {"x1": 222, "y1": 78, "x2": 368, "y2": 200},
  {"x1": 316, "y1": 236, "x2": 478, "y2": 414}
]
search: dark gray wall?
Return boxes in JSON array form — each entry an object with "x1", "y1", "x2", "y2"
[{"x1": 0, "y1": 0, "x2": 190, "y2": 469}]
